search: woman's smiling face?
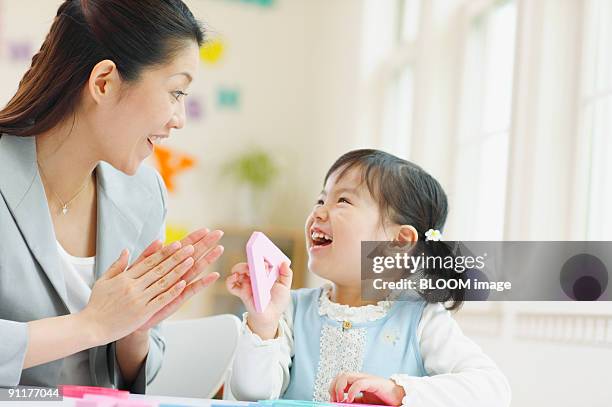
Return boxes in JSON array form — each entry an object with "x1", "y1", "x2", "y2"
[{"x1": 87, "y1": 41, "x2": 200, "y2": 175}]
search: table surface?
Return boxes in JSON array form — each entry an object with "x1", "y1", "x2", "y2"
[{"x1": 0, "y1": 395, "x2": 251, "y2": 406}]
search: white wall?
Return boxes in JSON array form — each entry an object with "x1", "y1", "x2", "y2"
[
  {"x1": 168, "y1": 0, "x2": 376, "y2": 238},
  {"x1": 169, "y1": 0, "x2": 316, "y2": 231}
]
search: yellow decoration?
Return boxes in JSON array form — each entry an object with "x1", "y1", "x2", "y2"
[
  {"x1": 165, "y1": 224, "x2": 189, "y2": 245},
  {"x1": 200, "y1": 39, "x2": 225, "y2": 64}
]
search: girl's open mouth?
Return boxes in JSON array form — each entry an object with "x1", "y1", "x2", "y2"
[{"x1": 311, "y1": 231, "x2": 333, "y2": 248}]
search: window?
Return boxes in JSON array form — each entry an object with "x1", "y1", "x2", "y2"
[
  {"x1": 398, "y1": 0, "x2": 421, "y2": 43},
  {"x1": 452, "y1": 0, "x2": 517, "y2": 240},
  {"x1": 581, "y1": 0, "x2": 612, "y2": 240},
  {"x1": 381, "y1": 66, "x2": 413, "y2": 158},
  {"x1": 374, "y1": 0, "x2": 422, "y2": 159}
]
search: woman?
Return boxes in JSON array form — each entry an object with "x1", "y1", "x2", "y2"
[{"x1": 0, "y1": 0, "x2": 223, "y2": 392}]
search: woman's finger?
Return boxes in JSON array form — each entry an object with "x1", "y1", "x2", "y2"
[
  {"x1": 146, "y1": 278, "x2": 187, "y2": 312},
  {"x1": 124, "y1": 240, "x2": 182, "y2": 279},
  {"x1": 142, "y1": 273, "x2": 219, "y2": 329},
  {"x1": 179, "y1": 227, "x2": 209, "y2": 248},
  {"x1": 136, "y1": 244, "x2": 194, "y2": 287},
  {"x1": 191, "y1": 229, "x2": 224, "y2": 261},
  {"x1": 143, "y1": 256, "x2": 194, "y2": 300},
  {"x1": 181, "y1": 245, "x2": 224, "y2": 284},
  {"x1": 196, "y1": 271, "x2": 220, "y2": 287},
  {"x1": 131, "y1": 240, "x2": 163, "y2": 266},
  {"x1": 100, "y1": 249, "x2": 129, "y2": 280},
  {"x1": 180, "y1": 273, "x2": 219, "y2": 300}
]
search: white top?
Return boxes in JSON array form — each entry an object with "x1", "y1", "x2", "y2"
[
  {"x1": 228, "y1": 284, "x2": 511, "y2": 407},
  {"x1": 56, "y1": 241, "x2": 95, "y2": 386}
]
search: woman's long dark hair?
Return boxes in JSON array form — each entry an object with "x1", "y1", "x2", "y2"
[
  {"x1": 0, "y1": 0, "x2": 205, "y2": 137},
  {"x1": 325, "y1": 149, "x2": 465, "y2": 310}
]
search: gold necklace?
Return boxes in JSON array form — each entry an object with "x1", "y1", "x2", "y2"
[{"x1": 37, "y1": 162, "x2": 91, "y2": 215}]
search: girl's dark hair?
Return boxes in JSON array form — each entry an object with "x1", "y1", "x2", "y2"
[
  {"x1": 0, "y1": 0, "x2": 205, "y2": 137},
  {"x1": 325, "y1": 149, "x2": 465, "y2": 310}
]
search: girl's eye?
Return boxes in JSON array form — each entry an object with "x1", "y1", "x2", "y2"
[
  {"x1": 172, "y1": 90, "x2": 188, "y2": 101},
  {"x1": 338, "y1": 197, "x2": 350, "y2": 204},
  {"x1": 315, "y1": 199, "x2": 324, "y2": 206}
]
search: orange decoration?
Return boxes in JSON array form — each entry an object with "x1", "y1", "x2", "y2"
[{"x1": 153, "y1": 145, "x2": 196, "y2": 193}]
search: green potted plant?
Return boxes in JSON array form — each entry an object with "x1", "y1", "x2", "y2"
[{"x1": 222, "y1": 148, "x2": 278, "y2": 226}]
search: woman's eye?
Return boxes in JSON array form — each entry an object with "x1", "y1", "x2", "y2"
[
  {"x1": 338, "y1": 197, "x2": 350, "y2": 204},
  {"x1": 172, "y1": 90, "x2": 188, "y2": 101},
  {"x1": 315, "y1": 199, "x2": 324, "y2": 205}
]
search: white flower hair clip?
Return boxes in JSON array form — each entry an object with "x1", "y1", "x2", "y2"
[{"x1": 425, "y1": 229, "x2": 442, "y2": 241}]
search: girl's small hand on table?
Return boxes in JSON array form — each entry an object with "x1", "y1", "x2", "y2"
[{"x1": 329, "y1": 372, "x2": 406, "y2": 406}]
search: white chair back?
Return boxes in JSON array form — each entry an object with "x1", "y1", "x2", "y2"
[{"x1": 147, "y1": 314, "x2": 241, "y2": 399}]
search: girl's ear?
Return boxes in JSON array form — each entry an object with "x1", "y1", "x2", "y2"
[{"x1": 395, "y1": 225, "x2": 419, "y2": 243}]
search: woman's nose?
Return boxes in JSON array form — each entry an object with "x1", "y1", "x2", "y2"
[{"x1": 169, "y1": 100, "x2": 186, "y2": 130}]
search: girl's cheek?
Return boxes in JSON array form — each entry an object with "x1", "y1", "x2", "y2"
[
  {"x1": 304, "y1": 214, "x2": 316, "y2": 235},
  {"x1": 305, "y1": 212, "x2": 315, "y2": 225},
  {"x1": 329, "y1": 206, "x2": 343, "y2": 218},
  {"x1": 304, "y1": 216, "x2": 310, "y2": 230},
  {"x1": 332, "y1": 211, "x2": 352, "y2": 226}
]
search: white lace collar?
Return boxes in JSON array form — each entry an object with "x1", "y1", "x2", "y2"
[{"x1": 317, "y1": 284, "x2": 394, "y2": 323}]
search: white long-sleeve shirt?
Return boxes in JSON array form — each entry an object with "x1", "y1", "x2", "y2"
[
  {"x1": 56, "y1": 241, "x2": 96, "y2": 386},
  {"x1": 227, "y1": 284, "x2": 511, "y2": 407}
]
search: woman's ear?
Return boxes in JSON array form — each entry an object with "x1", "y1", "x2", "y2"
[
  {"x1": 87, "y1": 59, "x2": 119, "y2": 104},
  {"x1": 395, "y1": 225, "x2": 419, "y2": 243}
]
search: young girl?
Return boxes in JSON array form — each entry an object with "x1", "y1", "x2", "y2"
[{"x1": 225, "y1": 149, "x2": 511, "y2": 407}]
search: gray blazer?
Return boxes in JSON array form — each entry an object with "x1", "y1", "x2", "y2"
[{"x1": 0, "y1": 134, "x2": 167, "y2": 392}]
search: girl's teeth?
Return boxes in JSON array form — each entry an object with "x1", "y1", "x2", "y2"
[{"x1": 311, "y1": 231, "x2": 332, "y2": 241}]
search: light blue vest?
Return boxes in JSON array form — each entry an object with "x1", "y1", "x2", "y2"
[{"x1": 282, "y1": 287, "x2": 428, "y2": 401}]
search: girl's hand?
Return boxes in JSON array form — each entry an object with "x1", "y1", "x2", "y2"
[
  {"x1": 329, "y1": 372, "x2": 406, "y2": 406},
  {"x1": 225, "y1": 261, "x2": 292, "y2": 340}
]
